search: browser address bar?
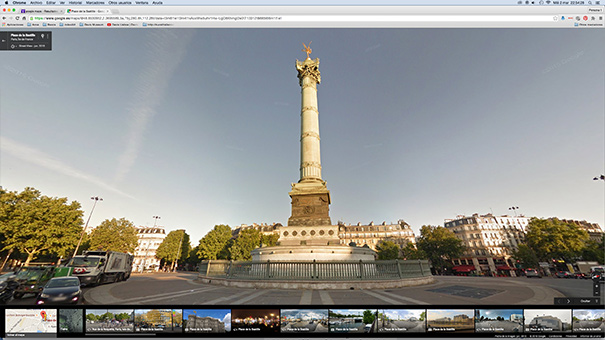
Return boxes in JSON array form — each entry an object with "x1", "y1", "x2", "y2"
[{"x1": 281, "y1": 15, "x2": 557, "y2": 22}]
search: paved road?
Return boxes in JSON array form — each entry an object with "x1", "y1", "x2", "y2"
[{"x1": 6, "y1": 272, "x2": 602, "y2": 306}]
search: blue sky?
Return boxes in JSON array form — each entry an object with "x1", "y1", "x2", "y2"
[
  {"x1": 282, "y1": 309, "x2": 328, "y2": 320},
  {"x1": 476, "y1": 309, "x2": 523, "y2": 320},
  {"x1": 1, "y1": 28, "x2": 603, "y2": 245}
]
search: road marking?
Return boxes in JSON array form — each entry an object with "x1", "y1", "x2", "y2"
[
  {"x1": 299, "y1": 290, "x2": 312, "y2": 304},
  {"x1": 230, "y1": 289, "x2": 269, "y2": 305},
  {"x1": 204, "y1": 290, "x2": 252, "y2": 305},
  {"x1": 319, "y1": 291, "x2": 334, "y2": 304},
  {"x1": 374, "y1": 290, "x2": 429, "y2": 305},
  {"x1": 121, "y1": 287, "x2": 221, "y2": 304}
]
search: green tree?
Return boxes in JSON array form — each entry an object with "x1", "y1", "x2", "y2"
[
  {"x1": 511, "y1": 244, "x2": 539, "y2": 269},
  {"x1": 261, "y1": 233, "x2": 279, "y2": 247},
  {"x1": 156, "y1": 229, "x2": 190, "y2": 270},
  {"x1": 416, "y1": 225, "x2": 465, "y2": 274},
  {"x1": 580, "y1": 235, "x2": 604, "y2": 264},
  {"x1": 89, "y1": 218, "x2": 139, "y2": 253},
  {"x1": 419, "y1": 311, "x2": 426, "y2": 321},
  {"x1": 401, "y1": 242, "x2": 426, "y2": 260},
  {"x1": 363, "y1": 310, "x2": 376, "y2": 325},
  {"x1": 197, "y1": 225, "x2": 232, "y2": 260},
  {"x1": 229, "y1": 228, "x2": 261, "y2": 261},
  {"x1": 376, "y1": 240, "x2": 400, "y2": 260},
  {"x1": 525, "y1": 218, "x2": 589, "y2": 261},
  {"x1": 0, "y1": 187, "x2": 84, "y2": 266}
]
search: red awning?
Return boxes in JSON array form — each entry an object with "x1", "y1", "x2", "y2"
[
  {"x1": 497, "y1": 265, "x2": 513, "y2": 270},
  {"x1": 452, "y1": 265, "x2": 476, "y2": 272}
]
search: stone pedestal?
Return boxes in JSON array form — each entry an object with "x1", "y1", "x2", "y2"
[{"x1": 288, "y1": 182, "x2": 331, "y2": 226}]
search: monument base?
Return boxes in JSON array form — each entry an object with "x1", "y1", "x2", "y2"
[
  {"x1": 251, "y1": 245, "x2": 376, "y2": 262},
  {"x1": 288, "y1": 181, "x2": 331, "y2": 226}
]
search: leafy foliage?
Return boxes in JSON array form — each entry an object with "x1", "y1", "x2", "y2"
[
  {"x1": 416, "y1": 225, "x2": 465, "y2": 273},
  {"x1": 580, "y1": 234, "x2": 604, "y2": 264},
  {"x1": 375, "y1": 240, "x2": 400, "y2": 260},
  {"x1": 363, "y1": 310, "x2": 376, "y2": 325},
  {"x1": 229, "y1": 228, "x2": 262, "y2": 261},
  {"x1": 197, "y1": 225, "x2": 232, "y2": 260},
  {"x1": 0, "y1": 187, "x2": 84, "y2": 266},
  {"x1": 511, "y1": 244, "x2": 539, "y2": 269},
  {"x1": 89, "y1": 218, "x2": 139, "y2": 253},
  {"x1": 400, "y1": 242, "x2": 426, "y2": 260},
  {"x1": 156, "y1": 230, "x2": 190, "y2": 267},
  {"x1": 261, "y1": 233, "x2": 279, "y2": 247},
  {"x1": 525, "y1": 218, "x2": 589, "y2": 261}
]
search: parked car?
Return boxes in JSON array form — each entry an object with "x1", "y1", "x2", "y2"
[
  {"x1": 36, "y1": 276, "x2": 82, "y2": 305},
  {"x1": 525, "y1": 269, "x2": 542, "y2": 278},
  {"x1": 555, "y1": 271, "x2": 572, "y2": 278},
  {"x1": 572, "y1": 272, "x2": 587, "y2": 279}
]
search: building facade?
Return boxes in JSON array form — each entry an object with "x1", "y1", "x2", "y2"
[
  {"x1": 337, "y1": 220, "x2": 416, "y2": 250},
  {"x1": 231, "y1": 220, "x2": 416, "y2": 251},
  {"x1": 133, "y1": 227, "x2": 166, "y2": 272},
  {"x1": 444, "y1": 213, "x2": 529, "y2": 276},
  {"x1": 560, "y1": 219, "x2": 603, "y2": 242}
]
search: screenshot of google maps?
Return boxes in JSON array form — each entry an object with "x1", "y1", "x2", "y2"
[{"x1": 0, "y1": 0, "x2": 604, "y2": 338}]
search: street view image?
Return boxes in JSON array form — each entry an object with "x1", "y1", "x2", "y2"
[
  {"x1": 231, "y1": 309, "x2": 280, "y2": 333},
  {"x1": 0, "y1": 27, "x2": 603, "y2": 307},
  {"x1": 475, "y1": 309, "x2": 523, "y2": 333},
  {"x1": 572, "y1": 309, "x2": 605, "y2": 333},
  {"x1": 183, "y1": 309, "x2": 231, "y2": 333},
  {"x1": 58, "y1": 309, "x2": 84, "y2": 334},
  {"x1": 328, "y1": 309, "x2": 375, "y2": 333},
  {"x1": 280, "y1": 309, "x2": 328, "y2": 333},
  {"x1": 134, "y1": 309, "x2": 182, "y2": 333},
  {"x1": 524, "y1": 309, "x2": 572, "y2": 333},
  {"x1": 375, "y1": 309, "x2": 426, "y2": 333},
  {"x1": 427, "y1": 309, "x2": 474, "y2": 333},
  {"x1": 85, "y1": 309, "x2": 134, "y2": 333}
]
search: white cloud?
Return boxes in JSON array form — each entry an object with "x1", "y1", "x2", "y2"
[
  {"x1": 1, "y1": 136, "x2": 133, "y2": 199},
  {"x1": 114, "y1": 30, "x2": 194, "y2": 183},
  {"x1": 223, "y1": 313, "x2": 231, "y2": 332}
]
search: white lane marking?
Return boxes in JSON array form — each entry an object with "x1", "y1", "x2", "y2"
[
  {"x1": 203, "y1": 290, "x2": 252, "y2": 305},
  {"x1": 299, "y1": 290, "x2": 313, "y2": 304},
  {"x1": 372, "y1": 289, "x2": 429, "y2": 305},
  {"x1": 319, "y1": 291, "x2": 334, "y2": 304},
  {"x1": 121, "y1": 287, "x2": 221, "y2": 304},
  {"x1": 230, "y1": 289, "x2": 269, "y2": 304}
]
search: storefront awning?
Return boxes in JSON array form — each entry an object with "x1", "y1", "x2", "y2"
[
  {"x1": 497, "y1": 265, "x2": 513, "y2": 270},
  {"x1": 452, "y1": 265, "x2": 476, "y2": 272}
]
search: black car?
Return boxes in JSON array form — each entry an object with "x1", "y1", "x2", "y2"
[{"x1": 36, "y1": 276, "x2": 82, "y2": 305}]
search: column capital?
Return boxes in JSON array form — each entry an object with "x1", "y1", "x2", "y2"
[{"x1": 296, "y1": 58, "x2": 321, "y2": 86}]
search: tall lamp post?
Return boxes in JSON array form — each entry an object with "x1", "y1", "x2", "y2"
[
  {"x1": 508, "y1": 206, "x2": 520, "y2": 217},
  {"x1": 73, "y1": 196, "x2": 103, "y2": 258}
]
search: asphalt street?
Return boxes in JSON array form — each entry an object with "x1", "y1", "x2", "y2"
[{"x1": 5, "y1": 272, "x2": 603, "y2": 306}]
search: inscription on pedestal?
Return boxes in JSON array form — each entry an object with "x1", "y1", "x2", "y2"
[{"x1": 288, "y1": 192, "x2": 331, "y2": 226}]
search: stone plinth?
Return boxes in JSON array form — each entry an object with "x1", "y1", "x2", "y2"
[
  {"x1": 278, "y1": 225, "x2": 338, "y2": 246},
  {"x1": 288, "y1": 181, "x2": 331, "y2": 226},
  {"x1": 251, "y1": 245, "x2": 375, "y2": 262}
]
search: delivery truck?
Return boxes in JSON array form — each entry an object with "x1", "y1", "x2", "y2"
[{"x1": 67, "y1": 251, "x2": 133, "y2": 286}]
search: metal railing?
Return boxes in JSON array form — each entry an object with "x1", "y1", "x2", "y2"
[{"x1": 199, "y1": 259, "x2": 431, "y2": 281}]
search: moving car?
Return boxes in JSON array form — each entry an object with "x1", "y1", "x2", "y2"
[
  {"x1": 36, "y1": 276, "x2": 82, "y2": 305},
  {"x1": 524, "y1": 269, "x2": 541, "y2": 278},
  {"x1": 555, "y1": 271, "x2": 572, "y2": 278}
]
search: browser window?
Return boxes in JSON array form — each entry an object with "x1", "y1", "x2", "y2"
[{"x1": 0, "y1": 0, "x2": 604, "y2": 338}]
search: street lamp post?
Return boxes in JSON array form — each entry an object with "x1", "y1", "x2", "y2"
[
  {"x1": 508, "y1": 206, "x2": 520, "y2": 217},
  {"x1": 73, "y1": 196, "x2": 103, "y2": 257}
]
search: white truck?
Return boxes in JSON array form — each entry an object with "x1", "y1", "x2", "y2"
[{"x1": 67, "y1": 251, "x2": 134, "y2": 286}]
